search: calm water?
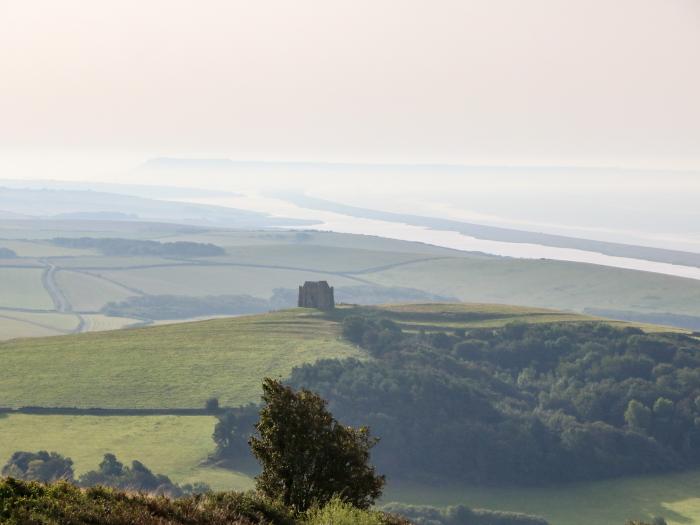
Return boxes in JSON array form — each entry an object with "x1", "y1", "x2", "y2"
[{"x1": 181, "y1": 194, "x2": 700, "y2": 282}]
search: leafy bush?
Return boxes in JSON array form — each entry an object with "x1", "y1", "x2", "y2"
[
  {"x1": 0, "y1": 478, "x2": 294, "y2": 524},
  {"x1": 306, "y1": 497, "x2": 385, "y2": 525}
]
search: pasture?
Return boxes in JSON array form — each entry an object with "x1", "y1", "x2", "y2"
[
  {"x1": 0, "y1": 268, "x2": 54, "y2": 310},
  {"x1": 386, "y1": 471, "x2": 700, "y2": 525},
  {"x1": 0, "y1": 414, "x2": 251, "y2": 491},
  {"x1": 0, "y1": 309, "x2": 362, "y2": 408}
]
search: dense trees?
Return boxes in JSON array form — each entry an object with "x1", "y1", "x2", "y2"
[
  {"x1": 215, "y1": 316, "x2": 700, "y2": 486},
  {"x1": 249, "y1": 378, "x2": 385, "y2": 512}
]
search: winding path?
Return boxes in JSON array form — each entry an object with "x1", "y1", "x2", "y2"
[{"x1": 39, "y1": 260, "x2": 86, "y2": 333}]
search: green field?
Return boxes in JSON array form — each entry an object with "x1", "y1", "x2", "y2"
[
  {"x1": 55, "y1": 269, "x2": 136, "y2": 311},
  {"x1": 0, "y1": 267, "x2": 54, "y2": 310},
  {"x1": 0, "y1": 414, "x2": 251, "y2": 491},
  {"x1": 99, "y1": 265, "x2": 363, "y2": 298},
  {"x1": 0, "y1": 309, "x2": 362, "y2": 408},
  {"x1": 385, "y1": 471, "x2": 700, "y2": 525},
  {"x1": 366, "y1": 257, "x2": 700, "y2": 316}
]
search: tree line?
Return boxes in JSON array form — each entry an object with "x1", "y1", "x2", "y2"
[{"x1": 51, "y1": 237, "x2": 225, "y2": 257}]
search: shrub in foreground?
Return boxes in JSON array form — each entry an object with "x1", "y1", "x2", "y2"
[
  {"x1": 0, "y1": 477, "x2": 294, "y2": 525},
  {"x1": 305, "y1": 497, "x2": 385, "y2": 525},
  {"x1": 0, "y1": 478, "x2": 409, "y2": 525}
]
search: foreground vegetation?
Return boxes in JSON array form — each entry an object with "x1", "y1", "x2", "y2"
[{"x1": 0, "y1": 478, "x2": 307, "y2": 525}]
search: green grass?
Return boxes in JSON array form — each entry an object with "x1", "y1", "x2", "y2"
[
  {"x1": 384, "y1": 470, "x2": 700, "y2": 525},
  {"x1": 334, "y1": 303, "x2": 689, "y2": 334},
  {"x1": 364, "y1": 257, "x2": 700, "y2": 317},
  {"x1": 55, "y1": 270, "x2": 135, "y2": 311},
  {"x1": 0, "y1": 309, "x2": 362, "y2": 408},
  {"x1": 0, "y1": 414, "x2": 252, "y2": 491},
  {"x1": 0, "y1": 268, "x2": 54, "y2": 309}
]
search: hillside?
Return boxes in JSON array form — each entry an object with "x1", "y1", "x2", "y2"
[
  {"x1": 0, "y1": 303, "x2": 698, "y2": 524},
  {"x1": 3, "y1": 220, "x2": 700, "y2": 341},
  {"x1": 0, "y1": 309, "x2": 362, "y2": 409},
  {"x1": 0, "y1": 303, "x2": 626, "y2": 410}
]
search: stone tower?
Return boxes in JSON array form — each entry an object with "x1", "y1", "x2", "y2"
[{"x1": 298, "y1": 281, "x2": 335, "y2": 310}]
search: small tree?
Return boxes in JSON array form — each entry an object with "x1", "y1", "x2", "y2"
[
  {"x1": 1, "y1": 451, "x2": 74, "y2": 482},
  {"x1": 249, "y1": 378, "x2": 385, "y2": 512}
]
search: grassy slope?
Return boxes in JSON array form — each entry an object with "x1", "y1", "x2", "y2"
[
  {"x1": 364, "y1": 257, "x2": 700, "y2": 316},
  {"x1": 0, "y1": 309, "x2": 362, "y2": 408},
  {"x1": 0, "y1": 304, "x2": 685, "y2": 409}
]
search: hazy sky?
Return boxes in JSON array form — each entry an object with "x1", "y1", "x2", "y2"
[{"x1": 2, "y1": 0, "x2": 699, "y2": 172}]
